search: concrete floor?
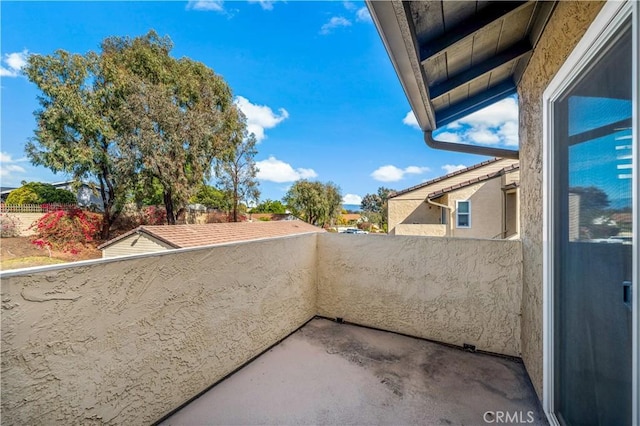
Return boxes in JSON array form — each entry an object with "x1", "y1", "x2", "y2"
[{"x1": 161, "y1": 318, "x2": 547, "y2": 425}]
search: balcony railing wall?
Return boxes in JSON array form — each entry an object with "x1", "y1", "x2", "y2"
[
  {"x1": 1, "y1": 234, "x2": 318, "y2": 425},
  {"x1": 1, "y1": 233, "x2": 522, "y2": 424},
  {"x1": 317, "y1": 234, "x2": 522, "y2": 356}
]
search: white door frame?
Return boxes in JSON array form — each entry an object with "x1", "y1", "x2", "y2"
[{"x1": 542, "y1": 1, "x2": 638, "y2": 424}]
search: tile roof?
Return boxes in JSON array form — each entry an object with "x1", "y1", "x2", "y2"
[
  {"x1": 389, "y1": 158, "x2": 504, "y2": 199},
  {"x1": 99, "y1": 220, "x2": 324, "y2": 250},
  {"x1": 427, "y1": 163, "x2": 520, "y2": 199}
]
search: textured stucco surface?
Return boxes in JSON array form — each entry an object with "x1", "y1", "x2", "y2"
[
  {"x1": 517, "y1": 0, "x2": 604, "y2": 399},
  {"x1": 317, "y1": 234, "x2": 523, "y2": 356},
  {"x1": 395, "y1": 223, "x2": 447, "y2": 236},
  {"x1": 388, "y1": 198, "x2": 440, "y2": 234},
  {"x1": 1, "y1": 235, "x2": 317, "y2": 425}
]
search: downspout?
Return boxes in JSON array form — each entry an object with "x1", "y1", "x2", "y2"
[
  {"x1": 426, "y1": 198, "x2": 451, "y2": 237},
  {"x1": 424, "y1": 130, "x2": 520, "y2": 159}
]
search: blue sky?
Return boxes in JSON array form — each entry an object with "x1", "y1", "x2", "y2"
[{"x1": 1, "y1": 0, "x2": 518, "y2": 206}]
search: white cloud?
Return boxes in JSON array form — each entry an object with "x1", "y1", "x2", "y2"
[
  {"x1": 235, "y1": 96, "x2": 289, "y2": 142},
  {"x1": 186, "y1": 0, "x2": 225, "y2": 11},
  {"x1": 458, "y1": 97, "x2": 518, "y2": 127},
  {"x1": 0, "y1": 152, "x2": 27, "y2": 179},
  {"x1": 343, "y1": 1, "x2": 356, "y2": 11},
  {"x1": 0, "y1": 50, "x2": 29, "y2": 77},
  {"x1": 435, "y1": 132, "x2": 461, "y2": 143},
  {"x1": 320, "y1": 16, "x2": 352, "y2": 35},
  {"x1": 342, "y1": 194, "x2": 362, "y2": 205},
  {"x1": 441, "y1": 164, "x2": 467, "y2": 174},
  {"x1": 356, "y1": 7, "x2": 372, "y2": 22},
  {"x1": 256, "y1": 156, "x2": 317, "y2": 183},
  {"x1": 433, "y1": 96, "x2": 519, "y2": 148},
  {"x1": 248, "y1": 0, "x2": 275, "y2": 10},
  {"x1": 498, "y1": 121, "x2": 519, "y2": 146},
  {"x1": 404, "y1": 166, "x2": 429, "y2": 174},
  {"x1": 371, "y1": 165, "x2": 430, "y2": 182},
  {"x1": 466, "y1": 128, "x2": 500, "y2": 145},
  {"x1": 402, "y1": 111, "x2": 420, "y2": 130}
]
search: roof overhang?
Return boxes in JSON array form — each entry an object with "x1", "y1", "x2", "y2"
[{"x1": 367, "y1": 1, "x2": 557, "y2": 158}]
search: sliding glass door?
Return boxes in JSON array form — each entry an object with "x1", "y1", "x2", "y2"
[{"x1": 546, "y1": 2, "x2": 637, "y2": 424}]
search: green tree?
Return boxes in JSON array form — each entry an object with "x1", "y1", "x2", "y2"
[
  {"x1": 6, "y1": 182, "x2": 76, "y2": 205},
  {"x1": 360, "y1": 186, "x2": 394, "y2": 228},
  {"x1": 284, "y1": 180, "x2": 342, "y2": 227},
  {"x1": 253, "y1": 199, "x2": 287, "y2": 214},
  {"x1": 189, "y1": 184, "x2": 230, "y2": 210},
  {"x1": 105, "y1": 31, "x2": 241, "y2": 225},
  {"x1": 24, "y1": 51, "x2": 124, "y2": 238},
  {"x1": 215, "y1": 132, "x2": 260, "y2": 222}
]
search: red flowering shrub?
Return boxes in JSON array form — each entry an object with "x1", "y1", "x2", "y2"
[
  {"x1": 31, "y1": 208, "x2": 102, "y2": 253},
  {"x1": 141, "y1": 205, "x2": 166, "y2": 225}
]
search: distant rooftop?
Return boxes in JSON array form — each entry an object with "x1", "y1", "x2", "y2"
[
  {"x1": 390, "y1": 157, "x2": 518, "y2": 198},
  {"x1": 427, "y1": 162, "x2": 519, "y2": 199},
  {"x1": 99, "y1": 220, "x2": 324, "y2": 250}
]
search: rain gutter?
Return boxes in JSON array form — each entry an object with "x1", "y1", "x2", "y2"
[{"x1": 424, "y1": 131, "x2": 520, "y2": 159}]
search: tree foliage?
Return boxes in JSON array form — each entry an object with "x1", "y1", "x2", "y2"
[
  {"x1": 253, "y1": 199, "x2": 287, "y2": 214},
  {"x1": 24, "y1": 51, "x2": 123, "y2": 238},
  {"x1": 284, "y1": 180, "x2": 342, "y2": 227},
  {"x1": 105, "y1": 31, "x2": 242, "y2": 224},
  {"x1": 215, "y1": 131, "x2": 260, "y2": 222},
  {"x1": 5, "y1": 182, "x2": 76, "y2": 205},
  {"x1": 24, "y1": 30, "x2": 244, "y2": 235},
  {"x1": 360, "y1": 186, "x2": 394, "y2": 227},
  {"x1": 189, "y1": 184, "x2": 230, "y2": 210}
]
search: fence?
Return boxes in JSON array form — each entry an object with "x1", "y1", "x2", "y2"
[{"x1": 0, "y1": 203, "x2": 78, "y2": 213}]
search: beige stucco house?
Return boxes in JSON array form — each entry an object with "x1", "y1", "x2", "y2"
[{"x1": 388, "y1": 158, "x2": 519, "y2": 238}]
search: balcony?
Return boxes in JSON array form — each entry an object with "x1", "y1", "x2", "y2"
[{"x1": 1, "y1": 233, "x2": 537, "y2": 424}]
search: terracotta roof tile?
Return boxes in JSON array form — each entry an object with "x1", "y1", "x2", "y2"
[{"x1": 99, "y1": 220, "x2": 324, "y2": 250}]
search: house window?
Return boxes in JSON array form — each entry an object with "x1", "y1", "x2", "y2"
[
  {"x1": 456, "y1": 200, "x2": 470, "y2": 228},
  {"x1": 440, "y1": 207, "x2": 447, "y2": 225}
]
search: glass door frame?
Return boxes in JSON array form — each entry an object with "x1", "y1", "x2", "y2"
[{"x1": 542, "y1": 1, "x2": 639, "y2": 424}]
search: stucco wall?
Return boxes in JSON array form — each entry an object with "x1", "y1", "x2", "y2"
[
  {"x1": 517, "y1": 0, "x2": 604, "y2": 399},
  {"x1": 316, "y1": 234, "x2": 523, "y2": 356},
  {"x1": 1, "y1": 234, "x2": 317, "y2": 425},
  {"x1": 388, "y1": 198, "x2": 440, "y2": 234},
  {"x1": 394, "y1": 223, "x2": 446, "y2": 236},
  {"x1": 448, "y1": 179, "x2": 503, "y2": 239},
  {"x1": 2, "y1": 213, "x2": 43, "y2": 236}
]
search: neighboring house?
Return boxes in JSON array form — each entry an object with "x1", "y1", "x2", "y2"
[
  {"x1": 0, "y1": 180, "x2": 104, "y2": 210},
  {"x1": 0, "y1": 187, "x2": 17, "y2": 201},
  {"x1": 388, "y1": 158, "x2": 519, "y2": 238},
  {"x1": 99, "y1": 220, "x2": 324, "y2": 258},
  {"x1": 339, "y1": 213, "x2": 362, "y2": 225}
]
